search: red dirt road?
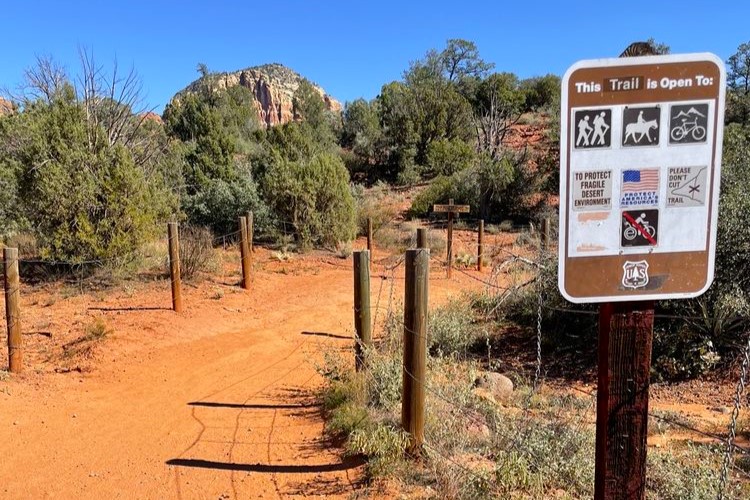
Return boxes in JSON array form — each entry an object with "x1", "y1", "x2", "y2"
[{"x1": 0, "y1": 245, "x2": 479, "y2": 499}]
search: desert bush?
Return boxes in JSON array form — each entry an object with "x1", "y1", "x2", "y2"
[
  {"x1": 372, "y1": 222, "x2": 447, "y2": 256},
  {"x1": 353, "y1": 182, "x2": 403, "y2": 236},
  {"x1": 425, "y1": 138, "x2": 476, "y2": 177},
  {"x1": 409, "y1": 175, "x2": 469, "y2": 218},
  {"x1": 182, "y1": 170, "x2": 272, "y2": 238},
  {"x1": 63, "y1": 318, "x2": 112, "y2": 359},
  {"x1": 347, "y1": 423, "x2": 410, "y2": 477},
  {"x1": 262, "y1": 152, "x2": 356, "y2": 249},
  {"x1": 0, "y1": 86, "x2": 175, "y2": 262},
  {"x1": 646, "y1": 443, "x2": 729, "y2": 500},
  {"x1": 177, "y1": 225, "x2": 216, "y2": 280},
  {"x1": 395, "y1": 162, "x2": 421, "y2": 187},
  {"x1": 4, "y1": 232, "x2": 39, "y2": 258},
  {"x1": 429, "y1": 299, "x2": 479, "y2": 358}
]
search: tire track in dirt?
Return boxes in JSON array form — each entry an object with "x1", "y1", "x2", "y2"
[{"x1": 0, "y1": 248, "x2": 481, "y2": 498}]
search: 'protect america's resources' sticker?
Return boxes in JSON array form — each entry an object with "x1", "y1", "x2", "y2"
[{"x1": 572, "y1": 169, "x2": 613, "y2": 211}]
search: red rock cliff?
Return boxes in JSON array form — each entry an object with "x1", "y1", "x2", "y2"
[{"x1": 170, "y1": 63, "x2": 341, "y2": 128}]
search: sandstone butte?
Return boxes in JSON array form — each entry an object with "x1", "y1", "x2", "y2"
[{"x1": 169, "y1": 63, "x2": 342, "y2": 128}]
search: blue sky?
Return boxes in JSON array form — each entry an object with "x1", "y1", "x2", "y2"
[{"x1": 1, "y1": 1, "x2": 748, "y2": 113}]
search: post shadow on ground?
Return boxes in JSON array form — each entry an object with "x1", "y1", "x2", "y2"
[
  {"x1": 300, "y1": 331, "x2": 352, "y2": 340},
  {"x1": 88, "y1": 306, "x2": 171, "y2": 312},
  {"x1": 187, "y1": 401, "x2": 319, "y2": 410},
  {"x1": 165, "y1": 456, "x2": 364, "y2": 474}
]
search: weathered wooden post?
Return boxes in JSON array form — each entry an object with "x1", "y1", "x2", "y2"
[
  {"x1": 239, "y1": 216, "x2": 251, "y2": 289},
  {"x1": 402, "y1": 248, "x2": 429, "y2": 455},
  {"x1": 595, "y1": 302, "x2": 654, "y2": 499},
  {"x1": 4, "y1": 248, "x2": 22, "y2": 373},
  {"x1": 246, "y1": 211, "x2": 254, "y2": 253},
  {"x1": 416, "y1": 228, "x2": 428, "y2": 249},
  {"x1": 167, "y1": 223, "x2": 183, "y2": 313},
  {"x1": 353, "y1": 250, "x2": 372, "y2": 371},
  {"x1": 366, "y1": 218, "x2": 373, "y2": 253},
  {"x1": 477, "y1": 219, "x2": 484, "y2": 272},
  {"x1": 541, "y1": 217, "x2": 550, "y2": 251},
  {"x1": 432, "y1": 199, "x2": 470, "y2": 279}
]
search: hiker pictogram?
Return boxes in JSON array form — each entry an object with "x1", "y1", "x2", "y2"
[
  {"x1": 621, "y1": 209, "x2": 659, "y2": 247},
  {"x1": 669, "y1": 103, "x2": 709, "y2": 144},
  {"x1": 574, "y1": 109, "x2": 611, "y2": 149},
  {"x1": 622, "y1": 106, "x2": 660, "y2": 146}
]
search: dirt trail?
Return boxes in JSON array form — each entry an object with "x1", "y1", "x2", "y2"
[{"x1": 0, "y1": 244, "x2": 479, "y2": 499}]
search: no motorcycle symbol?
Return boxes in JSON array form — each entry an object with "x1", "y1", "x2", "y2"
[{"x1": 621, "y1": 209, "x2": 659, "y2": 247}]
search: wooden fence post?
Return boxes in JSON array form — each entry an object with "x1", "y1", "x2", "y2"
[
  {"x1": 4, "y1": 248, "x2": 22, "y2": 373},
  {"x1": 167, "y1": 223, "x2": 183, "y2": 313},
  {"x1": 246, "y1": 211, "x2": 254, "y2": 253},
  {"x1": 477, "y1": 219, "x2": 484, "y2": 272},
  {"x1": 353, "y1": 250, "x2": 371, "y2": 371},
  {"x1": 541, "y1": 217, "x2": 550, "y2": 251},
  {"x1": 366, "y1": 218, "x2": 373, "y2": 253},
  {"x1": 447, "y1": 199, "x2": 454, "y2": 278},
  {"x1": 417, "y1": 228, "x2": 428, "y2": 249},
  {"x1": 239, "y1": 216, "x2": 251, "y2": 289},
  {"x1": 402, "y1": 248, "x2": 429, "y2": 455}
]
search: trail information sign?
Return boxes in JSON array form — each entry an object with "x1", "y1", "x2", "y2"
[{"x1": 558, "y1": 53, "x2": 726, "y2": 303}]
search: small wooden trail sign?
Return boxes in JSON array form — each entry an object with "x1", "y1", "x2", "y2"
[{"x1": 432, "y1": 199, "x2": 470, "y2": 278}]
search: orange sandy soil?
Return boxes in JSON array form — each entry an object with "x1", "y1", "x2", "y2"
[
  {"x1": 0, "y1": 234, "x2": 487, "y2": 499},
  {"x1": 0, "y1": 228, "x2": 742, "y2": 498}
]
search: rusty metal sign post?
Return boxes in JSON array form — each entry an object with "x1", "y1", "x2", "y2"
[{"x1": 559, "y1": 53, "x2": 726, "y2": 499}]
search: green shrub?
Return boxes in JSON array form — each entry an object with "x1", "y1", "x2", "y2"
[
  {"x1": 262, "y1": 152, "x2": 356, "y2": 249},
  {"x1": 409, "y1": 175, "x2": 463, "y2": 217},
  {"x1": 646, "y1": 444, "x2": 728, "y2": 500},
  {"x1": 347, "y1": 424, "x2": 409, "y2": 477},
  {"x1": 182, "y1": 169, "x2": 272, "y2": 238},
  {"x1": 5, "y1": 232, "x2": 39, "y2": 258},
  {"x1": 372, "y1": 221, "x2": 445, "y2": 256},
  {"x1": 1, "y1": 88, "x2": 175, "y2": 262},
  {"x1": 425, "y1": 138, "x2": 476, "y2": 177},
  {"x1": 429, "y1": 299, "x2": 478, "y2": 358}
]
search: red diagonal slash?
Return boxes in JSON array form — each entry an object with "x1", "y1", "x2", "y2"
[{"x1": 623, "y1": 212, "x2": 657, "y2": 245}]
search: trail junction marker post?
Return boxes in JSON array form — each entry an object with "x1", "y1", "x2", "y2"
[
  {"x1": 432, "y1": 199, "x2": 470, "y2": 278},
  {"x1": 558, "y1": 53, "x2": 726, "y2": 499}
]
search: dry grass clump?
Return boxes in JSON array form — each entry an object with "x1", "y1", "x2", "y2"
[{"x1": 321, "y1": 293, "x2": 736, "y2": 499}]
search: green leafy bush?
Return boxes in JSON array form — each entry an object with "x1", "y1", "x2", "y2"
[
  {"x1": 182, "y1": 168, "x2": 271, "y2": 237},
  {"x1": 0, "y1": 83, "x2": 175, "y2": 262},
  {"x1": 429, "y1": 299, "x2": 479, "y2": 358},
  {"x1": 425, "y1": 138, "x2": 476, "y2": 177},
  {"x1": 262, "y1": 152, "x2": 356, "y2": 249}
]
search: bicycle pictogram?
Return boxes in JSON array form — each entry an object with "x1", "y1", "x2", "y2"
[
  {"x1": 670, "y1": 118, "x2": 706, "y2": 142},
  {"x1": 669, "y1": 104, "x2": 709, "y2": 144}
]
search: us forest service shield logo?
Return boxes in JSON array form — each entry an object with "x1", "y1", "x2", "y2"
[{"x1": 622, "y1": 261, "x2": 649, "y2": 289}]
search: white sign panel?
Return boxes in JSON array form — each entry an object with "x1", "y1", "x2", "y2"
[{"x1": 558, "y1": 53, "x2": 726, "y2": 303}]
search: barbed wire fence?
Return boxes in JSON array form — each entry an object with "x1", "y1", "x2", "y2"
[
  {"x1": 1, "y1": 211, "x2": 749, "y2": 497},
  {"x1": 331, "y1": 216, "x2": 750, "y2": 498}
]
